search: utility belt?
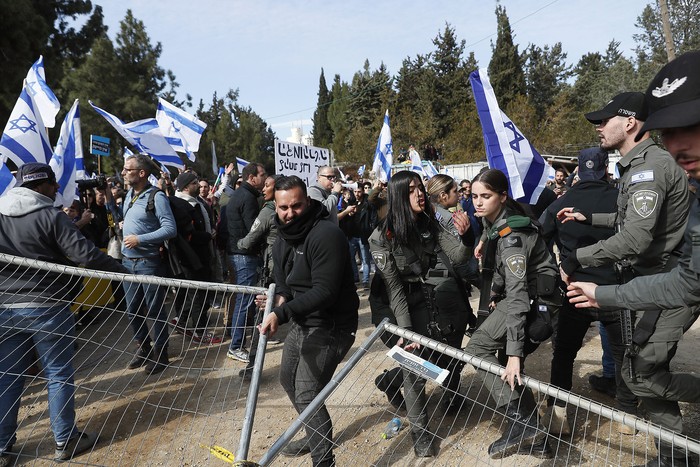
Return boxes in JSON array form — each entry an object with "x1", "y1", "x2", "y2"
[{"x1": 525, "y1": 274, "x2": 562, "y2": 344}]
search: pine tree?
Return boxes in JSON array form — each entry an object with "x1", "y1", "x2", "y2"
[
  {"x1": 312, "y1": 68, "x2": 333, "y2": 148},
  {"x1": 488, "y1": 5, "x2": 526, "y2": 109}
]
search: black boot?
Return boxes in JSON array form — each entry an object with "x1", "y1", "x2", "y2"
[
  {"x1": 127, "y1": 340, "x2": 152, "y2": 370},
  {"x1": 145, "y1": 346, "x2": 169, "y2": 375},
  {"x1": 488, "y1": 398, "x2": 544, "y2": 459},
  {"x1": 411, "y1": 429, "x2": 435, "y2": 458},
  {"x1": 517, "y1": 437, "x2": 553, "y2": 459},
  {"x1": 375, "y1": 368, "x2": 405, "y2": 411}
]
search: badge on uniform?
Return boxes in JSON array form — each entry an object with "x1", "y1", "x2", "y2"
[
  {"x1": 505, "y1": 236, "x2": 522, "y2": 248},
  {"x1": 630, "y1": 170, "x2": 654, "y2": 184},
  {"x1": 372, "y1": 251, "x2": 387, "y2": 271},
  {"x1": 632, "y1": 190, "x2": 658, "y2": 218},
  {"x1": 250, "y1": 218, "x2": 261, "y2": 232},
  {"x1": 505, "y1": 254, "x2": 526, "y2": 279}
]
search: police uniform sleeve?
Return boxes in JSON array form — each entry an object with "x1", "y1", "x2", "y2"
[
  {"x1": 576, "y1": 161, "x2": 669, "y2": 268},
  {"x1": 596, "y1": 220, "x2": 700, "y2": 310},
  {"x1": 498, "y1": 232, "x2": 531, "y2": 357},
  {"x1": 436, "y1": 223, "x2": 471, "y2": 265},
  {"x1": 369, "y1": 230, "x2": 413, "y2": 329},
  {"x1": 237, "y1": 206, "x2": 272, "y2": 251}
]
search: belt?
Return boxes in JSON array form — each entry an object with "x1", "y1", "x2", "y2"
[{"x1": 123, "y1": 256, "x2": 160, "y2": 262}]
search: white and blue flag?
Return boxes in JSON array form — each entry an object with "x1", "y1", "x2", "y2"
[
  {"x1": 156, "y1": 97, "x2": 207, "y2": 160},
  {"x1": 372, "y1": 110, "x2": 393, "y2": 183},
  {"x1": 236, "y1": 157, "x2": 249, "y2": 174},
  {"x1": 211, "y1": 141, "x2": 218, "y2": 177},
  {"x1": 90, "y1": 102, "x2": 184, "y2": 170},
  {"x1": 50, "y1": 99, "x2": 83, "y2": 208},
  {"x1": 0, "y1": 84, "x2": 53, "y2": 167},
  {"x1": 424, "y1": 160, "x2": 439, "y2": 179},
  {"x1": 409, "y1": 147, "x2": 426, "y2": 177},
  {"x1": 0, "y1": 163, "x2": 15, "y2": 197},
  {"x1": 469, "y1": 68, "x2": 554, "y2": 204},
  {"x1": 25, "y1": 56, "x2": 60, "y2": 128},
  {"x1": 357, "y1": 164, "x2": 366, "y2": 177}
]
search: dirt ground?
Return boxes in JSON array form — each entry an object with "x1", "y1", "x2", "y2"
[{"x1": 8, "y1": 288, "x2": 700, "y2": 466}]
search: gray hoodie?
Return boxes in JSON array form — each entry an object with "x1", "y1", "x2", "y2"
[{"x1": 0, "y1": 187, "x2": 126, "y2": 305}]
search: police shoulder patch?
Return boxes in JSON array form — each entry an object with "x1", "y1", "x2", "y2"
[
  {"x1": 250, "y1": 218, "x2": 261, "y2": 232},
  {"x1": 505, "y1": 254, "x2": 526, "y2": 279},
  {"x1": 632, "y1": 189, "x2": 659, "y2": 218},
  {"x1": 504, "y1": 236, "x2": 522, "y2": 248},
  {"x1": 372, "y1": 251, "x2": 387, "y2": 271}
]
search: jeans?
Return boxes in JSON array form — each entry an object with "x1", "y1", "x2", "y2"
[
  {"x1": 599, "y1": 322, "x2": 616, "y2": 378},
  {"x1": 280, "y1": 323, "x2": 355, "y2": 466},
  {"x1": 348, "y1": 237, "x2": 370, "y2": 284},
  {"x1": 122, "y1": 257, "x2": 169, "y2": 349},
  {"x1": 229, "y1": 254, "x2": 259, "y2": 350},
  {"x1": 0, "y1": 304, "x2": 78, "y2": 448}
]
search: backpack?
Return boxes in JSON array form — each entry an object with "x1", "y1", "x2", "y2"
[{"x1": 146, "y1": 188, "x2": 203, "y2": 277}]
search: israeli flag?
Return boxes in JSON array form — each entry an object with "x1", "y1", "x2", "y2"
[
  {"x1": 0, "y1": 84, "x2": 53, "y2": 167},
  {"x1": 372, "y1": 110, "x2": 393, "y2": 182},
  {"x1": 50, "y1": 99, "x2": 83, "y2": 208},
  {"x1": 25, "y1": 56, "x2": 60, "y2": 128},
  {"x1": 469, "y1": 69, "x2": 554, "y2": 203},
  {"x1": 409, "y1": 147, "x2": 426, "y2": 177},
  {"x1": 236, "y1": 157, "x2": 249, "y2": 174},
  {"x1": 0, "y1": 163, "x2": 15, "y2": 197},
  {"x1": 424, "y1": 160, "x2": 439, "y2": 179},
  {"x1": 357, "y1": 164, "x2": 366, "y2": 177},
  {"x1": 90, "y1": 102, "x2": 184, "y2": 170},
  {"x1": 156, "y1": 98, "x2": 207, "y2": 160}
]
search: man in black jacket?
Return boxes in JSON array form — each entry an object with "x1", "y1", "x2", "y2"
[
  {"x1": 226, "y1": 162, "x2": 267, "y2": 362},
  {"x1": 258, "y1": 176, "x2": 359, "y2": 467},
  {"x1": 539, "y1": 148, "x2": 636, "y2": 434}
]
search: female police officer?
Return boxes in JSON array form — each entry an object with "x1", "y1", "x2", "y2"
[
  {"x1": 466, "y1": 169, "x2": 560, "y2": 459},
  {"x1": 368, "y1": 170, "x2": 472, "y2": 458}
]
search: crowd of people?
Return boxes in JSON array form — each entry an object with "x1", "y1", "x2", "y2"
[{"x1": 1, "y1": 51, "x2": 700, "y2": 466}]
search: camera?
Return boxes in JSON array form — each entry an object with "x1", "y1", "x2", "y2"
[{"x1": 77, "y1": 175, "x2": 108, "y2": 191}]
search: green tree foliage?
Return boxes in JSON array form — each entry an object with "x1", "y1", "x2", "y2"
[
  {"x1": 327, "y1": 74, "x2": 351, "y2": 159},
  {"x1": 312, "y1": 68, "x2": 333, "y2": 148},
  {"x1": 488, "y1": 5, "x2": 526, "y2": 110},
  {"x1": 523, "y1": 43, "x2": 572, "y2": 120}
]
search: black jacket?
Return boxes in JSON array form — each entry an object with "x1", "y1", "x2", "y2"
[
  {"x1": 226, "y1": 181, "x2": 261, "y2": 255},
  {"x1": 539, "y1": 179, "x2": 619, "y2": 284},
  {"x1": 272, "y1": 199, "x2": 359, "y2": 332}
]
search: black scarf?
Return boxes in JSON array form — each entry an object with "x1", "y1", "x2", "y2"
[{"x1": 276, "y1": 198, "x2": 328, "y2": 244}]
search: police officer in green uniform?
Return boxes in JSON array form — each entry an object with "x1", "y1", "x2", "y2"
[
  {"x1": 568, "y1": 51, "x2": 700, "y2": 467},
  {"x1": 465, "y1": 169, "x2": 560, "y2": 460},
  {"x1": 368, "y1": 170, "x2": 472, "y2": 458}
]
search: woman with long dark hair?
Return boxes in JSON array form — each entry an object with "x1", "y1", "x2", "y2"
[
  {"x1": 368, "y1": 170, "x2": 472, "y2": 458},
  {"x1": 465, "y1": 169, "x2": 560, "y2": 460}
]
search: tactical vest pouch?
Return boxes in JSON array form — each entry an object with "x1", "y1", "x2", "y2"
[{"x1": 526, "y1": 299, "x2": 558, "y2": 344}]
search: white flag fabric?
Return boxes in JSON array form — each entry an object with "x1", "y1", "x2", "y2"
[
  {"x1": 50, "y1": 99, "x2": 83, "y2": 208},
  {"x1": 236, "y1": 157, "x2": 249, "y2": 174},
  {"x1": 25, "y1": 56, "x2": 60, "y2": 128},
  {"x1": 372, "y1": 110, "x2": 393, "y2": 183},
  {"x1": 424, "y1": 160, "x2": 439, "y2": 179},
  {"x1": 469, "y1": 68, "x2": 554, "y2": 203},
  {"x1": 156, "y1": 98, "x2": 207, "y2": 160},
  {"x1": 0, "y1": 84, "x2": 53, "y2": 167},
  {"x1": 90, "y1": 102, "x2": 184, "y2": 170},
  {"x1": 357, "y1": 164, "x2": 366, "y2": 177},
  {"x1": 211, "y1": 141, "x2": 218, "y2": 177},
  {"x1": 409, "y1": 147, "x2": 426, "y2": 177}
]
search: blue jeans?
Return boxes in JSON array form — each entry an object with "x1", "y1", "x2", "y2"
[
  {"x1": 348, "y1": 238, "x2": 370, "y2": 284},
  {"x1": 122, "y1": 257, "x2": 169, "y2": 349},
  {"x1": 599, "y1": 322, "x2": 615, "y2": 379},
  {"x1": 229, "y1": 254, "x2": 259, "y2": 350},
  {"x1": 0, "y1": 304, "x2": 78, "y2": 447}
]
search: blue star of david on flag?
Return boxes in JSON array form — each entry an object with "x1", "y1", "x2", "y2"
[
  {"x1": 8, "y1": 114, "x2": 38, "y2": 134},
  {"x1": 503, "y1": 121, "x2": 525, "y2": 153},
  {"x1": 372, "y1": 110, "x2": 393, "y2": 182}
]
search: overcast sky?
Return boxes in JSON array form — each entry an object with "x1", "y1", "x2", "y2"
[{"x1": 97, "y1": 0, "x2": 648, "y2": 140}]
